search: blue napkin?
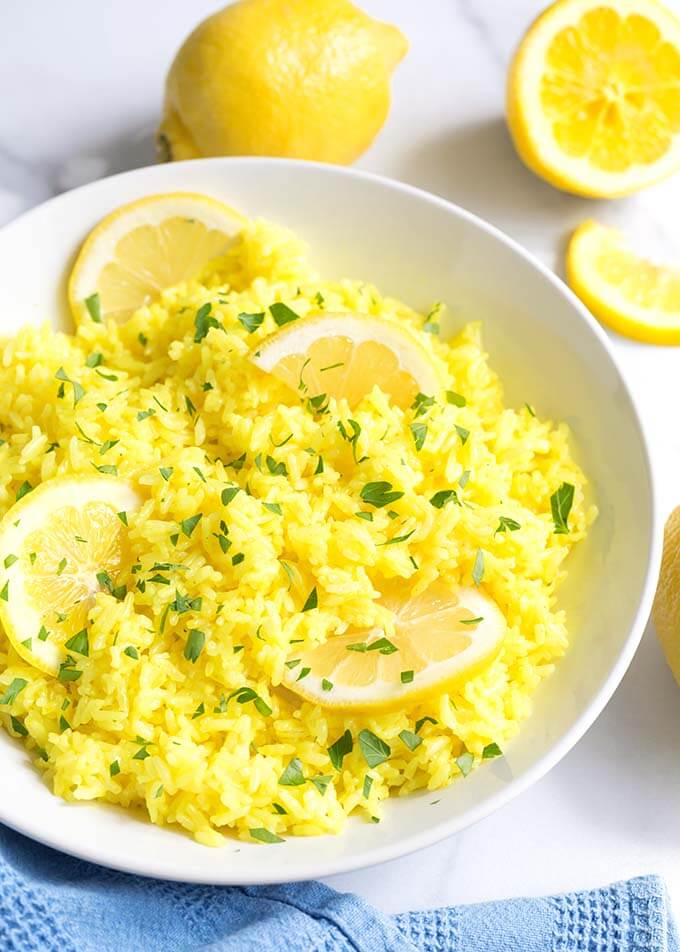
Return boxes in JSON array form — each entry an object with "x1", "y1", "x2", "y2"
[{"x1": 0, "y1": 825, "x2": 677, "y2": 952}]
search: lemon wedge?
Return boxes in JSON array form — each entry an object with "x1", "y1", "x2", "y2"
[
  {"x1": 252, "y1": 313, "x2": 441, "y2": 409},
  {"x1": 567, "y1": 219, "x2": 680, "y2": 343},
  {"x1": 507, "y1": 0, "x2": 680, "y2": 197},
  {"x1": 68, "y1": 192, "x2": 245, "y2": 325},
  {"x1": 653, "y1": 506, "x2": 680, "y2": 686},
  {"x1": 282, "y1": 584, "x2": 506, "y2": 712},
  {"x1": 0, "y1": 477, "x2": 140, "y2": 675}
]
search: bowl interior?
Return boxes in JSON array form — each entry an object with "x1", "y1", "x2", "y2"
[{"x1": 0, "y1": 159, "x2": 657, "y2": 883}]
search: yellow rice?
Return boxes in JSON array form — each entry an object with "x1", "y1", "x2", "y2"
[{"x1": 0, "y1": 219, "x2": 594, "y2": 845}]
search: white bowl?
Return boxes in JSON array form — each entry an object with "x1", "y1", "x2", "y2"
[{"x1": 0, "y1": 158, "x2": 660, "y2": 884}]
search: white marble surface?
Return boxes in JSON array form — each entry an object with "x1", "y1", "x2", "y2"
[{"x1": 3, "y1": 0, "x2": 680, "y2": 920}]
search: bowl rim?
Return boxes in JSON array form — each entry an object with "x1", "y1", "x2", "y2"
[{"x1": 0, "y1": 156, "x2": 662, "y2": 883}]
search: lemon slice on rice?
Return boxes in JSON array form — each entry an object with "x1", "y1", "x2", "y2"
[
  {"x1": 0, "y1": 476, "x2": 140, "y2": 675},
  {"x1": 282, "y1": 583, "x2": 506, "y2": 712},
  {"x1": 252, "y1": 313, "x2": 441, "y2": 409},
  {"x1": 567, "y1": 220, "x2": 680, "y2": 343},
  {"x1": 68, "y1": 192, "x2": 245, "y2": 325}
]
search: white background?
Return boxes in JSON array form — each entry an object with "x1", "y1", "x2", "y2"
[{"x1": 2, "y1": 0, "x2": 680, "y2": 918}]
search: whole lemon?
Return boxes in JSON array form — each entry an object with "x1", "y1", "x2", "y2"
[{"x1": 157, "y1": 0, "x2": 408, "y2": 165}]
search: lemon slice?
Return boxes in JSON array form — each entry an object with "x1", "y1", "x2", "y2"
[
  {"x1": 68, "y1": 192, "x2": 245, "y2": 325},
  {"x1": 507, "y1": 0, "x2": 680, "y2": 197},
  {"x1": 0, "y1": 477, "x2": 141, "y2": 675},
  {"x1": 282, "y1": 584, "x2": 506, "y2": 712},
  {"x1": 252, "y1": 313, "x2": 440, "y2": 409},
  {"x1": 567, "y1": 220, "x2": 680, "y2": 343}
]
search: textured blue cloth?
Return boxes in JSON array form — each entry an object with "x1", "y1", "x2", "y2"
[{"x1": 0, "y1": 825, "x2": 677, "y2": 952}]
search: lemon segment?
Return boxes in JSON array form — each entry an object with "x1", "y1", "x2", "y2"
[
  {"x1": 507, "y1": 0, "x2": 680, "y2": 197},
  {"x1": 252, "y1": 313, "x2": 441, "y2": 409},
  {"x1": 0, "y1": 477, "x2": 141, "y2": 675},
  {"x1": 68, "y1": 192, "x2": 245, "y2": 325},
  {"x1": 567, "y1": 219, "x2": 680, "y2": 343},
  {"x1": 282, "y1": 584, "x2": 506, "y2": 712}
]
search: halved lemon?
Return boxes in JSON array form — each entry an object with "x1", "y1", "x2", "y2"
[
  {"x1": 252, "y1": 313, "x2": 441, "y2": 409},
  {"x1": 68, "y1": 192, "x2": 245, "y2": 325},
  {"x1": 567, "y1": 219, "x2": 680, "y2": 343},
  {"x1": 282, "y1": 583, "x2": 506, "y2": 712},
  {"x1": 507, "y1": 0, "x2": 680, "y2": 197},
  {"x1": 0, "y1": 477, "x2": 140, "y2": 675}
]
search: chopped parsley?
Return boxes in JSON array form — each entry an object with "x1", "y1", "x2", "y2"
[
  {"x1": 363, "y1": 775, "x2": 373, "y2": 798},
  {"x1": 446, "y1": 390, "x2": 466, "y2": 407},
  {"x1": 262, "y1": 502, "x2": 282, "y2": 515},
  {"x1": 328, "y1": 729, "x2": 353, "y2": 771},
  {"x1": 3, "y1": 554, "x2": 18, "y2": 569},
  {"x1": 360, "y1": 481, "x2": 404, "y2": 509},
  {"x1": 399, "y1": 729, "x2": 422, "y2": 751},
  {"x1": 472, "y1": 549, "x2": 485, "y2": 586},
  {"x1": 109, "y1": 760, "x2": 121, "y2": 777},
  {"x1": 65, "y1": 629, "x2": 89, "y2": 657},
  {"x1": 180, "y1": 513, "x2": 202, "y2": 537},
  {"x1": 310, "y1": 775, "x2": 332, "y2": 794},
  {"x1": 92, "y1": 463, "x2": 118, "y2": 476},
  {"x1": 551, "y1": 482, "x2": 574, "y2": 534},
  {"x1": 99, "y1": 438, "x2": 119, "y2": 455},
  {"x1": 411, "y1": 392, "x2": 435, "y2": 417},
  {"x1": 337, "y1": 419, "x2": 364, "y2": 462},
  {"x1": 227, "y1": 686, "x2": 272, "y2": 717},
  {"x1": 136, "y1": 409, "x2": 155, "y2": 422},
  {"x1": 322, "y1": 679, "x2": 333, "y2": 692},
  {"x1": 429, "y1": 489, "x2": 459, "y2": 509},
  {"x1": 159, "y1": 467, "x2": 173, "y2": 481},
  {"x1": 266, "y1": 455, "x2": 287, "y2": 477},
  {"x1": 221, "y1": 486, "x2": 240, "y2": 506},
  {"x1": 237, "y1": 311, "x2": 265, "y2": 333},
  {"x1": 15, "y1": 481, "x2": 33, "y2": 501},
  {"x1": 482, "y1": 742, "x2": 503, "y2": 759},
  {"x1": 124, "y1": 646, "x2": 139, "y2": 660},
  {"x1": 193, "y1": 302, "x2": 221, "y2": 342},
  {"x1": 400, "y1": 670, "x2": 414, "y2": 684},
  {"x1": 358, "y1": 729, "x2": 391, "y2": 768},
  {"x1": 460, "y1": 616, "x2": 483, "y2": 626},
  {"x1": 269, "y1": 302, "x2": 299, "y2": 326},
  {"x1": 415, "y1": 716, "x2": 437, "y2": 733},
  {"x1": 184, "y1": 629, "x2": 206, "y2": 663},
  {"x1": 456, "y1": 750, "x2": 474, "y2": 777},
  {"x1": 302, "y1": 587, "x2": 318, "y2": 611},
  {"x1": 170, "y1": 590, "x2": 202, "y2": 614},
  {"x1": 410, "y1": 421, "x2": 427, "y2": 451},
  {"x1": 496, "y1": 516, "x2": 521, "y2": 534},
  {"x1": 85, "y1": 351, "x2": 104, "y2": 368},
  {"x1": 85, "y1": 292, "x2": 102, "y2": 323},
  {"x1": 279, "y1": 757, "x2": 305, "y2": 786},
  {"x1": 250, "y1": 828, "x2": 284, "y2": 844},
  {"x1": 455, "y1": 424, "x2": 470, "y2": 445},
  {"x1": 0, "y1": 678, "x2": 27, "y2": 705}
]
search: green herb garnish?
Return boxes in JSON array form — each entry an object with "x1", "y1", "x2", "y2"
[
  {"x1": 399, "y1": 729, "x2": 422, "y2": 751},
  {"x1": 429, "y1": 489, "x2": 459, "y2": 509},
  {"x1": 269, "y1": 302, "x2": 299, "y2": 326},
  {"x1": 472, "y1": 549, "x2": 484, "y2": 586},
  {"x1": 302, "y1": 587, "x2": 318, "y2": 611},
  {"x1": 328, "y1": 730, "x2": 353, "y2": 771},
  {"x1": 358, "y1": 729, "x2": 391, "y2": 768},
  {"x1": 85, "y1": 293, "x2": 102, "y2": 323},
  {"x1": 184, "y1": 629, "x2": 206, "y2": 663},
  {"x1": 193, "y1": 303, "x2": 220, "y2": 342},
  {"x1": 482, "y1": 742, "x2": 503, "y2": 759},
  {"x1": 0, "y1": 678, "x2": 27, "y2": 705},
  {"x1": 279, "y1": 757, "x2": 305, "y2": 787},
  {"x1": 237, "y1": 311, "x2": 265, "y2": 333},
  {"x1": 551, "y1": 482, "x2": 574, "y2": 535},
  {"x1": 360, "y1": 481, "x2": 404, "y2": 509},
  {"x1": 250, "y1": 828, "x2": 284, "y2": 844},
  {"x1": 65, "y1": 629, "x2": 89, "y2": 656}
]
